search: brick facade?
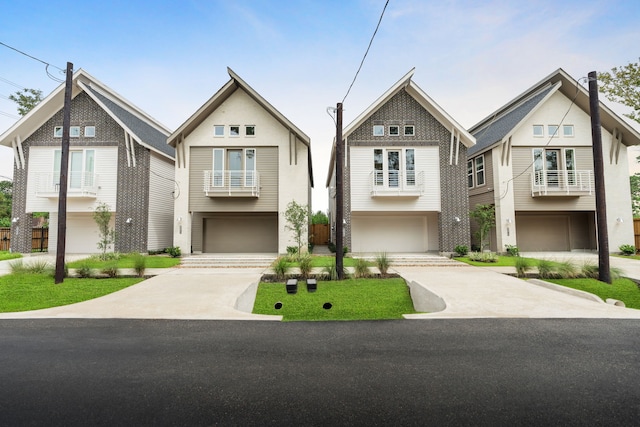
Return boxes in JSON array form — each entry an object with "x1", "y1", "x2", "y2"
[
  {"x1": 10, "y1": 91, "x2": 151, "y2": 253},
  {"x1": 343, "y1": 89, "x2": 470, "y2": 252}
]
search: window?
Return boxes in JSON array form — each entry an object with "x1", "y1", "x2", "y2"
[
  {"x1": 229, "y1": 125, "x2": 240, "y2": 136},
  {"x1": 372, "y1": 148, "x2": 415, "y2": 188},
  {"x1": 70, "y1": 126, "x2": 80, "y2": 138},
  {"x1": 214, "y1": 125, "x2": 224, "y2": 137},
  {"x1": 533, "y1": 125, "x2": 544, "y2": 137},
  {"x1": 54, "y1": 126, "x2": 63, "y2": 138},
  {"x1": 405, "y1": 149, "x2": 415, "y2": 186},
  {"x1": 389, "y1": 125, "x2": 400, "y2": 136},
  {"x1": 563, "y1": 125, "x2": 574, "y2": 137},
  {"x1": 565, "y1": 148, "x2": 576, "y2": 185},
  {"x1": 404, "y1": 125, "x2": 415, "y2": 136},
  {"x1": 54, "y1": 149, "x2": 95, "y2": 189},
  {"x1": 475, "y1": 155, "x2": 485, "y2": 186},
  {"x1": 245, "y1": 125, "x2": 256, "y2": 136},
  {"x1": 374, "y1": 149, "x2": 383, "y2": 186},
  {"x1": 84, "y1": 126, "x2": 95, "y2": 137},
  {"x1": 467, "y1": 160, "x2": 474, "y2": 188},
  {"x1": 212, "y1": 148, "x2": 257, "y2": 187},
  {"x1": 548, "y1": 125, "x2": 559, "y2": 138},
  {"x1": 373, "y1": 125, "x2": 384, "y2": 136},
  {"x1": 533, "y1": 148, "x2": 576, "y2": 186}
]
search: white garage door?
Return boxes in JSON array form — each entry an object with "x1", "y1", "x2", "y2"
[
  {"x1": 351, "y1": 215, "x2": 427, "y2": 253},
  {"x1": 51, "y1": 212, "x2": 115, "y2": 254},
  {"x1": 203, "y1": 214, "x2": 277, "y2": 253}
]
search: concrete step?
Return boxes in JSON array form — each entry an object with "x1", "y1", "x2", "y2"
[
  {"x1": 180, "y1": 254, "x2": 277, "y2": 268},
  {"x1": 354, "y1": 254, "x2": 465, "y2": 267}
]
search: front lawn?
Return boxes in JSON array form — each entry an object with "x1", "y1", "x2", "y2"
[
  {"x1": 279, "y1": 255, "x2": 369, "y2": 268},
  {"x1": 67, "y1": 254, "x2": 181, "y2": 269},
  {"x1": 0, "y1": 273, "x2": 143, "y2": 312},
  {"x1": 547, "y1": 278, "x2": 640, "y2": 310},
  {"x1": 253, "y1": 277, "x2": 417, "y2": 321},
  {"x1": 0, "y1": 251, "x2": 22, "y2": 262},
  {"x1": 454, "y1": 256, "x2": 537, "y2": 267}
]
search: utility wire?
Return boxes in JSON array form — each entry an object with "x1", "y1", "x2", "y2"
[
  {"x1": 342, "y1": 0, "x2": 390, "y2": 104},
  {"x1": 0, "y1": 41, "x2": 66, "y2": 82},
  {"x1": 0, "y1": 76, "x2": 26, "y2": 90},
  {"x1": 0, "y1": 110, "x2": 19, "y2": 119}
]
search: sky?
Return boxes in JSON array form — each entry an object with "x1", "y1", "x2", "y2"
[{"x1": 1, "y1": 0, "x2": 639, "y2": 213}]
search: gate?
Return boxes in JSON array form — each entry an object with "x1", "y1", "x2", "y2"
[
  {"x1": 0, "y1": 227, "x2": 9, "y2": 251},
  {"x1": 310, "y1": 224, "x2": 329, "y2": 245}
]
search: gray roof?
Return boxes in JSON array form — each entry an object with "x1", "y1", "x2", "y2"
[
  {"x1": 469, "y1": 85, "x2": 554, "y2": 156},
  {"x1": 87, "y1": 86, "x2": 174, "y2": 158}
]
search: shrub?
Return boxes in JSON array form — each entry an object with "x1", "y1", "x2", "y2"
[
  {"x1": 286, "y1": 246, "x2": 298, "y2": 256},
  {"x1": 47, "y1": 263, "x2": 68, "y2": 279},
  {"x1": 322, "y1": 259, "x2": 348, "y2": 281},
  {"x1": 536, "y1": 259, "x2": 556, "y2": 279},
  {"x1": 298, "y1": 254, "x2": 312, "y2": 279},
  {"x1": 555, "y1": 260, "x2": 578, "y2": 279},
  {"x1": 375, "y1": 252, "x2": 391, "y2": 276},
  {"x1": 272, "y1": 257, "x2": 290, "y2": 281},
  {"x1": 619, "y1": 244, "x2": 636, "y2": 255},
  {"x1": 27, "y1": 259, "x2": 52, "y2": 274},
  {"x1": 581, "y1": 261, "x2": 598, "y2": 279},
  {"x1": 9, "y1": 260, "x2": 27, "y2": 274},
  {"x1": 343, "y1": 246, "x2": 349, "y2": 255},
  {"x1": 101, "y1": 262, "x2": 119, "y2": 278},
  {"x1": 166, "y1": 246, "x2": 181, "y2": 258},
  {"x1": 505, "y1": 245, "x2": 519, "y2": 257},
  {"x1": 514, "y1": 257, "x2": 531, "y2": 278},
  {"x1": 75, "y1": 260, "x2": 94, "y2": 278},
  {"x1": 468, "y1": 252, "x2": 498, "y2": 263},
  {"x1": 353, "y1": 258, "x2": 370, "y2": 278},
  {"x1": 454, "y1": 245, "x2": 468, "y2": 257},
  {"x1": 131, "y1": 253, "x2": 147, "y2": 278}
]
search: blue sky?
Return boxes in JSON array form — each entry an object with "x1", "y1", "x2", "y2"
[{"x1": 1, "y1": 0, "x2": 639, "y2": 211}]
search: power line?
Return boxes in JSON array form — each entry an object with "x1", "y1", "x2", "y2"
[
  {"x1": 0, "y1": 41, "x2": 66, "y2": 82},
  {"x1": 342, "y1": 0, "x2": 390, "y2": 104},
  {"x1": 0, "y1": 76, "x2": 26, "y2": 90},
  {"x1": 0, "y1": 110, "x2": 19, "y2": 119}
]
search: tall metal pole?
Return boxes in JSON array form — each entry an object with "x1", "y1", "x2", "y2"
[
  {"x1": 588, "y1": 70, "x2": 611, "y2": 284},
  {"x1": 55, "y1": 62, "x2": 73, "y2": 284},
  {"x1": 335, "y1": 103, "x2": 344, "y2": 279}
]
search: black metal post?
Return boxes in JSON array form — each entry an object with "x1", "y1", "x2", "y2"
[{"x1": 335, "y1": 103, "x2": 344, "y2": 279}]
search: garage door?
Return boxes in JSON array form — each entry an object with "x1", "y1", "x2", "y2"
[
  {"x1": 203, "y1": 214, "x2": 277, "y2": 253},
  {"x1": 516, "y1": 215, "x2": 570, "y2": 251},
  {"x1": 351, "y1": 215, "x2": 427, "y2": 253},
  {"x1": 50, "y1": 212, "x2": 115, "y2": 254}
]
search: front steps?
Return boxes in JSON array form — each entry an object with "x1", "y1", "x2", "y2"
[
  {"x1": 180, "y1": 254, "x2": 277, "y2": 268},
  {"x1": 353, "y1": 253, "x2": 465, "y2": 267}
]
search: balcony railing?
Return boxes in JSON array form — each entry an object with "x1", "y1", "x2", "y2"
[
  {"x1": 531, "y1": 170, "x2": 594, "y2": 196},
  {"x1": 204, "y1": 170, "x2": 260, "y2": 197},
  {"x1": 36, "y1": 172, "x2": 98, "y2": 198},
  {"x1": 370, "y1": 170, "x2": 424, "y2": 197}
]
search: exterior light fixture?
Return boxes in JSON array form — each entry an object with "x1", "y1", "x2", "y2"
[
  {"x1": 125, "y1": 218, "x2": 133, "y2": 224},
  {"x1": 11, "y1": 217, "x2": 19, "y2": 223},
  {"x1": 453, "y1": 216, "x2": 461, "y2": 223},
  {"x1": 505, "y1": 218, "x2": 512, "y2": 225},
  {"x1": 616, "y1": 217, "x2": 623, "y2": 224}
]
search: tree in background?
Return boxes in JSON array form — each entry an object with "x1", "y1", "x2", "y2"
[
  {"x1": 470, "y1": 204, "x2": 495, "y2": 251},
  {"x1": 284, "y1": 200, "x2": 308, "y2": 254},
  {"x1": 93, "y1": 203, "x2": 116, "y2": 260},
  {"x1": 631, "y1": 174, "x2": 640, "y2": 217},
  {"x1": 598, "y1": 60, "x2": 640, "y2": 125},
  {"x1": 311, "y1": 210, "x2": 329, "y2": 224},
  {"x1": 0, "y1": 181, "x2": 12, "y2": 227},
  {"x1": 9, "y1": 88, "x2": 43, "y2": 116}
]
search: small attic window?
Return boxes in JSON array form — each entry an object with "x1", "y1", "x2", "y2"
[
  {"x1": 404, "y1": 125, "x2": 415, "y2": 136},
  {"x1": 245, "y1": 125, "x2": 256, "y2": 136},
  {"x1": 84, "y1": 126, "x2": 96, "y2": 137},
  {"x1": 389, "y1": 125, "x2": 400, "y2": 136},
  {"x1": 214, "y1": 125, "x2": 224, "y2": 137},
  {"x1": 54, "y1": 126, "x2": 63, "y2": 138},
  {"x1": 230, "y1": 125, "x2": 240, "y2": 136},
  {"x1": 533, "y1": 125, "x2": 544, "y2": 137},
  {"x1": 70, "y1": 126, "x2": 80, "y2": 138},
  {"x1": 373, "y1": 125, "x2": 384, "y2": 136}
]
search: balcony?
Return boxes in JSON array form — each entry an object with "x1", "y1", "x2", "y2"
[
  {"x1": 36, "y1": 172, "x2": 98, "y2": 198},
  {"x1": 370, "y1": 170, "x2": 424, "y2": 197},
  {"x1": 531, "y1": 170, "x2": 594, "y2": 197},
  {"x1": 204, "y1": 170, "x2": 260, "y2": 197}
]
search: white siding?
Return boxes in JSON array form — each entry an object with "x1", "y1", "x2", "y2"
[
  {"x1": 26, "y1": 146, "x2": 118, "y2": 213},
  {"x1": 147, "y1": 153, "x2": 175, "y2": 251},
  {"x1": 349, "y1": 146, "x2": 441, "y2": 212}
]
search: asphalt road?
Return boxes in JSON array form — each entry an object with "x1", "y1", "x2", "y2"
[{"x1": 1, "y1": 319, "x2": 639, "y2": 426}]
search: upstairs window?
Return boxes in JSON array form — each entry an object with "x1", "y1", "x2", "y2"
[
  {"x1": 229, "y1": 125, "x2": 240, "y2": 136},
  {"x1": 389, "y1": 125, "x2": 400, "y2": 136},
  {"x1": 563, "y1": 125, "x2": 574, "y2": 137},
  {"x1": 548, "y1": 125, "x2": 559, "y2": 138},
  {"x1": 404, "y1": 125, "x2": 415, "y2": 136},
  {"x1": 54, "y1": 126, "x2": 63, "y2": 138},
  {"x1": 533, "y1": 125, "x2": 544, "y2": 137},
  {"x1": 467, "y1": 160, "x2": 474, "y2": 188},
  {"x1": 475, "y1": 155, "x2": 485, "y2": 186},
  {"x1": 245, "y1": 125, "x2": 256, "y2": 136},
  {"x1": 70, "y1": 126, "x2": 80, "y2": 138},
  {"x1": 214, "y1": 125, "x2": 225, "y2": 137},
  {"x1": 84, "y1": 126, "x2": 96, "y2": 137},
  {"x1": 373, "y1": 125, "x2": 384, "y2": 136}
]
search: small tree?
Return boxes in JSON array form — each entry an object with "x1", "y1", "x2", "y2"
[
  {"x1": 93, "y1": 203, "x2": 116, "y2": 260},
  {"x1": 311, "y1": 210, "x2": 329, "y2": 225},
  {"x1": 9, "y1": 88, "x2": 43, "y2": 116},
  {"x1": 284, "y1": 200, "x2": 308, "y2": 255},
  {"x1": 470, "y1": 204, "x2": 495, "y2": 251}
]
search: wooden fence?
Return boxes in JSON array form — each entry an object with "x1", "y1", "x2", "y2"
[
  {"x1": 0, "y1": 227, "x2": 49, "y2": 252},
  {"x1": 634, "y1": 218, "x2": 640, "y2": 250},
  {"x1": 310, "y1": 223, "x2": 330, "y2": 245}
]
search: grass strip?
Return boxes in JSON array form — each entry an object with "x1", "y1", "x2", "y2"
[
  {"x1": 547, "y1": 278, "x2": 640, "y2": 310},
  {"x1": 253, "y1": 277, "x2": 417, "y2": 321},
  {"x1": 0, "y1": 251, "x2": 22, "y2": 262},
  {"x1": 0, "y1": 273, "x2": 143, "y2": 312},
  {"x1": 67, "y1": 255, "x2": 181, "y2": 269}
]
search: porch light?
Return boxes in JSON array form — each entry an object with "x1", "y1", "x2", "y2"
[
  {"x1": 11, "y1": 217, "x2": 18, "y2": 223},
  {"x1": 125, "y1": 218, "x2": 133, "y2": 224},
  {"x1": 453, "y1": 216, "x2": 461, "y2": 223},
  {"x1": 505, "y1": 218, "x2": 512, "y2": 225},
  {"x1": 616, "y1": 217, "x2": 623, "y2": 224}
]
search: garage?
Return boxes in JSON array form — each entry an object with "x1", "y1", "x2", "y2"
[
  {"x1": 49, "y1": 212, "x2": 114, "y2": 254},
  {"x1": 350, "y1": 213, "x2": 433, "y2": 253},
  {"x1": 516, "y1": 214, "x2": 571, "y2": 251},
  {"x1": 203, "y1": 213, "x2": 278, "y2": 253}
]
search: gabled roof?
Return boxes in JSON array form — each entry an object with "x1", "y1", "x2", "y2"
[
  {"x1": 167, "y1": 67, "x2": 313, "y2": 187},
  {"x1": 0, "y1": 69, "x2": 173, "y2": 160},
  {"x1": 468, "y1": 68, "x2": 640, "y2": 156},
  {"x1": 326, "y1": 69, "x2": 475, "y2": 187}
]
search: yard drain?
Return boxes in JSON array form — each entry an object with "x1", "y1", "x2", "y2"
[
  {"x1": 274, "y1": 302, "x2": 283, "y2": 310},
  {"x1": 323, "y1": 302, "x2": 332, "y2": 310}
]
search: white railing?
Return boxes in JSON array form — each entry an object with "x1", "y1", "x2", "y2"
[
  {"x1": 36, "y1": 172, "x2": 99, "y2": 197},
  {"x1": 531, "y1": 170, "x2": 594, "y2": 196},
  {"x1": 204, "y1": 170, "x2": 260, "y2": 197},
  {"x1": 370, "y1": 170, "x2": 424, "y2": 197}
]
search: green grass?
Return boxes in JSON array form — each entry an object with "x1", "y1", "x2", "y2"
[
  {"x1": 0, "y1": 273, "x2": 143, "y2": 312},
  {"x1": 279, "y1": 255, "x2": 368, "y2": 268},
  {"x1": 67, "y1": 254, "x2": 181, "y2": 269},
  {"x1": 455, "y1": 256, "x2": 540, "y2": 267},
  {"x1": 253, "y1": 277, "x2": 417, "y2": 321},
  {"x1": 612, "y1": 254, "x2": 640, "y2": 260},
  {"x1": 0, "y1": 251, "x2": 22, "y2": 261},
  {"x1": 547, "y1": 278, "x2": 640, "y2": 310}
]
